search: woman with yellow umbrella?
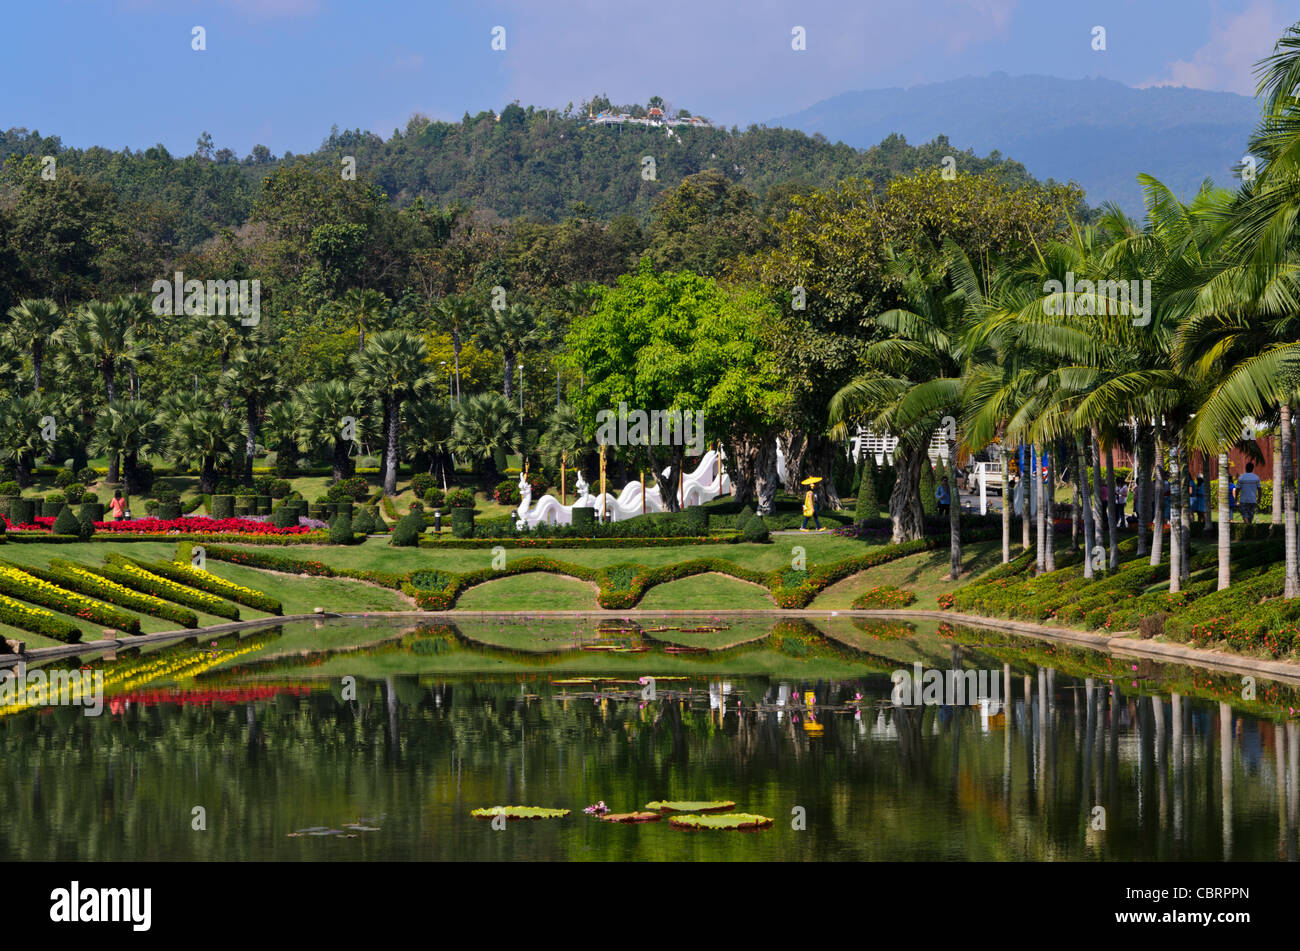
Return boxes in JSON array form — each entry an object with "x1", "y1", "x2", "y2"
[{"x1": 800, "y1": 476, "x2": 823, "y2": 532}]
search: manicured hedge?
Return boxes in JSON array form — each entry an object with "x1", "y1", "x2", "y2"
[
  {"x1": 107, "y1": 554, "x2": 282, "y2": 615},
  {"x1": 851, "y1": 585, "x2": 918, "y2": 609},
  {"x1": 0, "y1": 593, "x2": 81, "y2": 643},
  {"x1": 191, "y1": 543, "x2": 407, "y2": 589},
  {"x1": 82, "y1": 560, "x2": 239, "y2": 620},
  {"x1": 0, "y1": 563, "x2": 141, "y2": 634},
  {"x1": 31, "y1": 559, "x2": 199, "y2": 627}
]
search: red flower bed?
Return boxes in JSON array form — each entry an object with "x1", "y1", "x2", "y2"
[{"x1": 2, "y1": 514, "x2": 307, "y2": 535}]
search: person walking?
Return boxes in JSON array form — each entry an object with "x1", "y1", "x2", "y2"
[
  {"x1": 936, "y1": 477, "x2": 951, "y2": 517},
  {"x1": 1236, "y1": 462, "x2": 1262, "y2": 524},
  {"x1": 800, "y1": 486, "x2": 821, "y2": 532},
  {"x1": 109, "y1": 489, "x2": 127, "y2": 522},
  {"x1": 1191, "y1": 475, "x2": 1206, "y2": 527}
]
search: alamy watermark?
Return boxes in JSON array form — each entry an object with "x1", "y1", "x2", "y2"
[
  {"x1": 595, "y1": 402, "x2": 705, "y2": 455},
  {"x1": 0, "y1": 663, "x2": 103, "y2": 716},
  {"x1": 151, "y1": 271, "x2": 260, "y2": 326},
  {"x1": 890, "y1": 664, "x2": 1000, "y2": 706},
  {"x1": 1042, "y1": 272, "x2": 1151, "y2": 326}
]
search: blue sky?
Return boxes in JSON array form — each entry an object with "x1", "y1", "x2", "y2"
[{"x1": 1, "y1": 0, "x2": 1293, "y2": 157}]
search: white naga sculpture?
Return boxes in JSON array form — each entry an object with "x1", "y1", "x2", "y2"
[{"x1": 516, "y1": 449, "x2": 732, "y2": 528}]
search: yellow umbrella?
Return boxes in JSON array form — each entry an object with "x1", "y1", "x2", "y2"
[{"x1": 800, "y1": 476, "x2": 822, "y2": 485}]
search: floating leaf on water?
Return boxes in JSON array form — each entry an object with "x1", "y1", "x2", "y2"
[
  {"x1": 344, "y1": 824, "x2": 380, "y2": 831},
  {"x1": 645, "y1": 800, "x2": 736, "y2": 814},
  {"x1": 670, "y1": 813, "x2": 774, "y2": 831},
  {"x1": 471, "y1": 806, "x2": 571, "y2": 820},
  {"x1": 599, "y1": 811, "x2": 662, "y2": 823}
]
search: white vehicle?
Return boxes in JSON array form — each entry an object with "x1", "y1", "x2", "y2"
[{"x1": 964, "y1": 461, "x2": 1005, "y2": 495}]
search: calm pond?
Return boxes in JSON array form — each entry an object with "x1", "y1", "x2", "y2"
[{"x1": 2, "y1": 613, "x2": 1298, "y2": 861}]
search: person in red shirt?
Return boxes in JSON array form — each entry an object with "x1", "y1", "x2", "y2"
[{"x1": 109, "y1": 489, "x2": 127, "y2": 521}]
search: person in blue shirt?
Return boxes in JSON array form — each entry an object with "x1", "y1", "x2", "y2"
[
  {"x1": 1190, "y1": 475, "x2": 1206, "y2": 526},
  {"x1": 936, "y1": 477, "x2": 951, "y2": 516}
]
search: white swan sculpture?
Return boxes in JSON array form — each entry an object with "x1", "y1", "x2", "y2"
[{"x1": 516, "y1": 449, "x2": 732, "y2": 528}]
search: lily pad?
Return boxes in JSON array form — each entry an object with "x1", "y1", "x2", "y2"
[
  {"x1": 471, "y1": 806, "x2": 570, "y2": 820},
  {"x1": 645, "y1": 800, "x2": 736, "y2": 814},
  {"x1": 599, "y1": 811, "x2": 663, "y2": 823},
  {"x1": 669, "y1": 813, "x2": 774, "y2": 831}
]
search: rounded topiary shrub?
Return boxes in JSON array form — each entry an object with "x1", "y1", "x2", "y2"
[
  {"x1": 445, "y1": 488, "x2": 475, "y2": 508},
  {"x1": 742, "y1": 515, "x2": 770, "y2": 542},
  {"x1": 0, "y1": 481, "x2": 19, "y2": 498},
  {"x1": 271, "y1": 506, "x2": 299, "y2": 529},
  {"x1": 211, "y1": 495, "x2": 235, "y2": 519},
  {"x1": 493, "y1": 479, "x2": 522, "y2": 505},
  {"x1": 63, "y1": 483, "x2": 85, "y2": 502},
  {"x1": 157, "y1": 501, "x2": 182, "y2": 520},
  {"x1": 42, "y1": 495, "x2": 66, "y2": 517},
  {"x1": 571, "y1": 506, "x2": 595, "y2": 533},
  {"x1": 352, "y1": 506, "x2": 376, "y2": 534},
  {"x1": 410, "y1": 472, "x2": 437, "y2": 499},
  {"x1": 329, "y1": 512, "x2": 356, "y2": 545},
  {"x1": 451, "y1": 507, "x2": 475, "y2": 538},
  {"x1": 76, "y1": 466, "x2": 98, "y2": 485},
  {"x1": 391, "y1": 512, "x2": 425, "y2": 547},
  {"x1": 423, "y1": 487, "x2": 445, "y2": 508},
  {"x1": 52, "y1": 504, "x2": 80, "y2": 535},
  {"x1": 80, "y1": 491, "x2": 97, "y2": 504},
  {"x1": 54, "y1": 468, "x2": 76, "y2": 488},
  {"x1": 9, "y1": 499, "x2": 35, "y2": 526}
]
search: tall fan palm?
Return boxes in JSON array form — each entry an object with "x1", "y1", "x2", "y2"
[
  {"x1": 432, "y1": 294, "x2": 478, "y2": 405},
  {"x1": 450, "y1": 392, "x2": 520, "y2": 483},
  {"x1": 4, "y1": 298, "x2": 66, "y2": 394},
  {"x1": 299, "y1": 379, "x2": 361, "y2": 482},
  {"x1": 265, "y1": 399, "x2": 307, "y2": 477},
  {"x1": 90, "y1": 400, "x2": 161, "y2": 495},
  {"x1": 221, "y1": 337, "x2": 282, "y2": 485},
  {"x1": 474, "y1": 301, "x2": 539, "y2": 402},
  {"x1": 352, "y1": 331, "x2": 433, "y2": 495},
  {"x1": 166, "y1": 407, "x2": 243, "y2": 494},
  {"x1": 343, "y1": 288, "x2": 392, "y2": 354},
  {"x1": 0, "y1": 394, "x2": 51, "y2": 487}
]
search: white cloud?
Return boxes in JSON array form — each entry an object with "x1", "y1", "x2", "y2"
[{"x1": 1142, "y1": 0, "x2": 1289, "y2": 95}]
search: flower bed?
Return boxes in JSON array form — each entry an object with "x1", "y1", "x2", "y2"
[
  {"x1": 107, "y1": 554, "x2": 282, "y2": 615},
  {"x1": 1, "y1": 514, "x2": 308, "y2": 536},
  {"x1": 0, "y1": 593, "x2": 81, "y2": 642},
  {"x1": 82, "y1": 561, "x2": 240, "y2": 620},
  {"x1": 23, "y1": 559, "x2": 199, "y2": 628},
  {"x1": 0, "y1": 563, "x2": 141, "y2": 634}
]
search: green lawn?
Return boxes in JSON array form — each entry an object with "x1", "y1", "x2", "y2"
[
  {"x1": 634, "y1": 573, "x2": 775, "y2": 610},
  {"x1": 455, "y1": 574, "x2": 600, "y2": 611},
  {"x1": 810, "y1": 540, "x2": 1005, "y2": 610}
]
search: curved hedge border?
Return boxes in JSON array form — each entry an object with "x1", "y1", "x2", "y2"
[
  {"x1": 25, "y1": 559, "x2": 199, "y2": 628},
  {"x1": 416, "y1": 535, "x2": 739, "y2": 550},
  {"x1": 190, "y1": 533, "x2": 980, "y2": 611},
  {"x1": 0, "y1": 563, "x2": 141, "y2": 634},
  {"x1": 3, "y1": 530, "x2": 330, "y2": 545},
  {"x1": 108, "y1": 554, "x2": 282, "y2": 615}
]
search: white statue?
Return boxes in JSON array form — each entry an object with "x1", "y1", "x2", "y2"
[
  {"x1": 574, "y1": 472, "x2": 590, "y2": 502},
  {"x1": 516, "y1": 471, "x2": 532, "y2": 530}
]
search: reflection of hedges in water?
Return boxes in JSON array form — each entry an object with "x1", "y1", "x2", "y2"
[
  {"x1": 849, "y1": 617, "x2": 918, "y2": 640},
  {"x1": 939, "y1": 620, "x2": 1300, "y2": 721}
]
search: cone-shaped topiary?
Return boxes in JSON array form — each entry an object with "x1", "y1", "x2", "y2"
[
  {"x1": 735, "y1": 504, "x2": 755, "y2": 531},
  {"x1": 391, "y1": 511, "x2": 424, "y2": 547},
  {"x1": 856, "y1": 456, "x2": 879, "y2": 521},
  {"x1": 52, "y1": 504, "x2": 79, "y2": 535},
  {"x1": 329, "y1": 512, "x2": 355, "y2": 545},
  {"x1": 352, "y1": 506, "x2": 375, "y2": 534},
  {"x1": 920, "y1": 461, "x2": 939, "y2": 517}
]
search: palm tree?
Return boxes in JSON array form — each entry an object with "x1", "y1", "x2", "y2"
[
  {"x1": 450, "y1": 392, "x2": 520, "y2": 483},
  {"x1": 0, "y1": 394, "x2": 51, "y2": 487},
  {"x1": 4, "y1": 298, "x2": 65, "y2": 394},
  {"x1": 352, "y1": 331, "x2": 433, "y2": 495},
  {"x1": 78, "y1": 300, "x2": 144, "y2": 405},
  {"x1": 220, "y1": 337, "x2": 282, "y2": 485},
  {"x1": 474, "y1": 302, "x2": 539, "y2": 402},
  {"x1": 299, "y1": 379, "x2": 361, "y2": 482},
  {"x1": 404, "y1": 393, "x2": 455, "y2": 488},
  {"x1": 343, "y1": 288, "x2": 391, "y2": 354},
  {"x1": 90, "y1": 400, "x2": 161, "y2": 495},
  {"x1": 829, "y1": 247, "x2": 975, "y2": 573},
  {"x1": 166, "y1": 408, "x2": 242, "y2": 494},
  {"x1": 432, "y1": 294, "x2": 477, "y2": 405},
  {"x1": 265, "y1": 399, "x2": 307, "y2": 477},
  {"x1": 538, "y1": 403, "x2": 589, "y2": 472}
]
